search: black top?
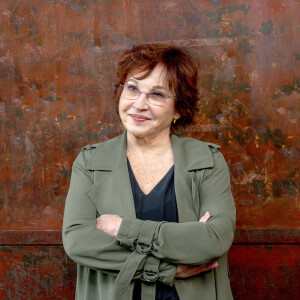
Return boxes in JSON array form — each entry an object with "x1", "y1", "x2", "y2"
[{"x1": 127, "y1": 159, "x2": 180, "y2": 300}]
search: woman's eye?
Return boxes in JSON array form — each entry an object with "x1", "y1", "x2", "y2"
[
  {"x1": 152, "y1": 92, "x2": 165, "y2": 98},
  {"x1": 128, "y1": 85, "x2": 138, "y2": 91}
]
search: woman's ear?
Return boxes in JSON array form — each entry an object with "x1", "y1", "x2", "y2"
[
  {"x1": 174, "y1": 113, "x2": 181, "y2": 120},
  {"x1": 173, "y1": 114, "x2": 180, "y2": 124}
]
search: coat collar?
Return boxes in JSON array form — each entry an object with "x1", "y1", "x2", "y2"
[
  {"x1": 86, "y1": 130, "x2": 217, "y2": 222},
  {"x1": 87, "y1": 130, "x2": 215, "y2": 171}
]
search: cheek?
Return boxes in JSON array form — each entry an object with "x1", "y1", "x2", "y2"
[
  {"x1": 162, "y1": 106, "x2": 175, "y2": 121},
  {"x1": 119, "y1": 97, "x2": 133, "y2": 112},
  {"x1": 118, "y1": 101, "x2": 126, "y2": 117},
  {"x1": 154, "y1": 110, "x2": 173, "y2": 126}
]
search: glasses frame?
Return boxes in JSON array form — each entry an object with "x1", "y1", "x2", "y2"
[{"x1": 120, "y1": 83, "x2": 173, "y2": 106}]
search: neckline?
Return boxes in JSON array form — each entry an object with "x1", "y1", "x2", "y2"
[{"x1": 127, "y1": 158, "x2": 174, "y2": 196}]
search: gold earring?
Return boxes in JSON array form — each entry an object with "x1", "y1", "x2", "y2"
[{"x1": 173, "y1": 116, "x2": 178, "y2": 124}]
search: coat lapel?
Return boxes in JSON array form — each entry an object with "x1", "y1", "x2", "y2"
[
  {"x1": 86, "y1": 131, "x2": 136, "y2": 218},
  {"x1": 171, "y1": 134, "x2": 215, "y2": 222}
]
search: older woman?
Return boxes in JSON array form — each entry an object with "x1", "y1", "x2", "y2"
[{"x1": 63, "y1": 44, "x2": 236, "y2": 300}]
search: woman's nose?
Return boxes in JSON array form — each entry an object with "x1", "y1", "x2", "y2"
[{"x1": 133, "y1": 92, "x2": 149, "y2": 110}]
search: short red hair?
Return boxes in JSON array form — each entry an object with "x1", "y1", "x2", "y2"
[{"x1": 114, "y1": 43, "x2": 200, "y2": 133}]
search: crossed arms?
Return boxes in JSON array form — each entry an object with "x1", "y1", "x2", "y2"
[{"x1": 62, "y1": 149, "x2": 235, "y2": 286}]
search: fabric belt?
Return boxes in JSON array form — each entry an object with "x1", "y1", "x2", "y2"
[
  {"x1": 141, "y1": 255, "x2": 160, "y2": 300},
  {"x1": 115, "y1": 220, "x2": 159, "y2": 300}
]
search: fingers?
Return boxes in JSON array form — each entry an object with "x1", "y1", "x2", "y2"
[
  {"x1": 198, "y1": 261, "x2": 218, "y2": 272},
  {"x1": 199, "y1": 211, "x2": 210, "y2": 223},
  {"x1": 175, "y1": 265, "x2": 183, "y2": 275},
  {"x1": 175, "y1": 261, "x2": 219, "y2": 278},
  {"x1": 95, "y1": 214, "x2": 122, "y2": 237},
  {"x1": 192, "y1": 261, "x2": 218, "y2": 276}
]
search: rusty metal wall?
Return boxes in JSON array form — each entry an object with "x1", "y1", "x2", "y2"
[{"x1": 0, "y1": 0, "x2": 299, "y2": 299}]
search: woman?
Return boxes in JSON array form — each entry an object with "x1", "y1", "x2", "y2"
[{"x1": 63, "y1": 44, "x2": 236, "y2": 300}]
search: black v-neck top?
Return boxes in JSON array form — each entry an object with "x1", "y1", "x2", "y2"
[{"x1": 127, "y1": 159, "x2": 180, "y2": 300}]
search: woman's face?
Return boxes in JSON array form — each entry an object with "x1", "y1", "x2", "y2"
[{"x1": 119, "y1": 64, "x2": 177, "y2": 139}]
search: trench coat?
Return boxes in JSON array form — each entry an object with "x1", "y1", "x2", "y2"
[{"x1": 62, "y1": 130, "x2": 236, "y2": 300}]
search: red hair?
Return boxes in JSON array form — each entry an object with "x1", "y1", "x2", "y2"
[{"x1": 114, "y1": 43, "x2": 200, "y2": 133}]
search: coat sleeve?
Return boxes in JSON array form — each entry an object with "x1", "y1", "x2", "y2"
[
  {"x1": 62, "y1": 149, "x2": 176, "y2": 284},
  {"x1": 117, "y1": 149, "x2": 236, "y2": 266}
]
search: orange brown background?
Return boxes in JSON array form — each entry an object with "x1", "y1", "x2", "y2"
[{"x1": 0, "y1": 0, "x2": 299, "y2": 299}]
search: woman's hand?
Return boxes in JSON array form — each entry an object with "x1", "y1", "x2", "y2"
[
  {"x1": 175, "y1": 261, "x2": 218, "y2": 278},
  {"x1": 176, "y1": 211, "x2": 216, "y2": 278},
  {"x1": 96, "y1": 212, "x2": 216, "y2": 277},
  {"x1": 96, "y1": 214, "x2": 123, "y2": 237},
  {"x1": 199, "y1": 211, "x2": 210, "y2": 223}
]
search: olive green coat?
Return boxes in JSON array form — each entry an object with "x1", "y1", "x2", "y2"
[{"x1": 62, "y1": 131, "x2": 236, "y2": 300}]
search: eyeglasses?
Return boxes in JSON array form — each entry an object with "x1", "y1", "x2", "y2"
[{"x1": 120, "y1": 82, "x2": 173, "y2": 106}]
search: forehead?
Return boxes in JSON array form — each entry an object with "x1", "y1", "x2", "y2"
[{"x1": 128, "y1": 64, "x2": 168, "y2": 87}]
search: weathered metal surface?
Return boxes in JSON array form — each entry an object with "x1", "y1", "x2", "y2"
[
  {"x1": 0, "y1": 246, "x2": 76, "y2": 299},
  {"x1": 0, "y1": 245, "x2": 298, "y2": 299},
  {"x1": 0, "y1": 0, "x2": 299, "y2": 299},
  {"x1": 0, "y1": 0, "x2": 299, "y2": 231},
  {"x1": 1, "y1": 228, "x2": 300, "y2": 245},
  {"x1": 0, "y1": 230, "x2": 62, "y2": 245},
  {"x1": 228, "y1": 244, "x2": 300, "y2": 299}
]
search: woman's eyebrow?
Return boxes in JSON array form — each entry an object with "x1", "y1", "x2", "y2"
[
  {"x1": 152, "y1": 85, "x2": 167, "y2": 90},
  {"x1": 127, "y1": 78, "x2": 167, "y2": 91},
  {"x1": 127, "y1": 78, "x2": 138, "y2": 84}
]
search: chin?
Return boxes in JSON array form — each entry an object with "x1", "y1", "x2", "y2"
[
  {"x1": 125, "y1": 124, "x2": 171, "y2": 139},
  {"x1": 122, "y1": 117, "x2": 172, "y2": 138},
  {"x1": 126, "y1": 127, "x2": 153, "y2": 138}
]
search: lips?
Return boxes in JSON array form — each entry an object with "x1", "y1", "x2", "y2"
[{"x1": 129, "y1": 114, "x2": 151, "y2": 122}]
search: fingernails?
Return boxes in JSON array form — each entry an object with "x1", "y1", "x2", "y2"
[{"x1": 212, "y1": 261, "x2": 218, "y2": 267}]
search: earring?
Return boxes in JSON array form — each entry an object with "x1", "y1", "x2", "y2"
[{"x1": 173, "y1": 116, "x2": 179, "y2": 124}]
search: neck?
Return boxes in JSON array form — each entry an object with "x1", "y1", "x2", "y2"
[{"x1": 126, "y1": 129, "x2": 172, "y2": 156}]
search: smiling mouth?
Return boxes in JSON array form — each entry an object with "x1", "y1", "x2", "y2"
[{"x1": 129, "y1": 114, "x2": 151, "y2": 121}]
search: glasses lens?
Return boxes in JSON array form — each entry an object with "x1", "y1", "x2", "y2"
[
  {"x1": 124, "y1": 84, "x2": 139, "y2": 99},
  {"x1": 147, "y1": 93, "x2": 166, "y2": 106}
]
